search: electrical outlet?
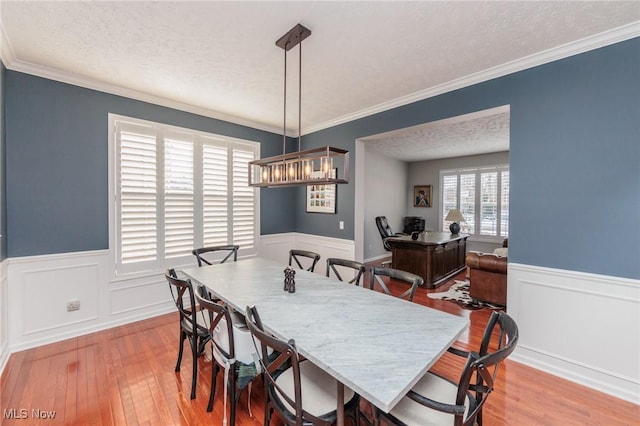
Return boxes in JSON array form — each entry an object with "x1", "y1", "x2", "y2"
[
  {"x1": 339, "y1": 221, "x2": 344, "y2": 230},
  {"x1": 67, "y1": 300, "x2": 80, "y2": 312}
]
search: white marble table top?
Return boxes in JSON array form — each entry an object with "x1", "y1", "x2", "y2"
[{"x1": 181, "y1": 257, "x2": 468, "y2": 412}]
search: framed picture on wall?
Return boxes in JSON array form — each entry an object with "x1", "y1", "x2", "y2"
[
  {"x1": 413, "y1": 185, "x2": 432, "y2": 207},
  {"x1": 306, "y1": 169, "x2": 337, "y2": 214}
]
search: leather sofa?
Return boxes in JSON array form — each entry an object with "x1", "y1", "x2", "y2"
[{"x1": 465, "y1": 239, "x2": 507, "y2": 306}]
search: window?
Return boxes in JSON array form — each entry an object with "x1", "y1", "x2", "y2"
[
  {"x1": 110, "y1": 114, "x2": 259, "y2": 277},
  {"x1": 440, "y1": 165, "x2": 509, "y2": 239}
]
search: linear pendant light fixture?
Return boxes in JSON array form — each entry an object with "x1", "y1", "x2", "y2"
[{"x1": 249, "y1": 23, "x2": 349, "y2": 188}]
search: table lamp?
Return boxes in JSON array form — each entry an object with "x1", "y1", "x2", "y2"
[{"x1": 445, "y1": 209, "x2": 465, "y2": 234}]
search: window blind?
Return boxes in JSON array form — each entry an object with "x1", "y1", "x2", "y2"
[{"x1": 111, "y1": 115, "x2": 259, "y2": 276}]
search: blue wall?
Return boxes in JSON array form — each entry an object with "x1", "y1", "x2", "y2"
[
  {"x1": 3, "y1": 38, "x2": 639, "y2": 279},
  {"x1": 299, "y1": 38, "x2": 639, "y2": 279},
  {"x1": 4, "y1": 72, "x2": 295, "y2": 257},
  {"x1": 0, "y1": 63, "x2": 5, "y2": 261}
]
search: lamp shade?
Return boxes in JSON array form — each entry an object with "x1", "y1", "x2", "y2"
[
  {"x1": 445, "y1": 209, "x2": 466, "y2": 223},
  {"x1": 445, "y1": 209, "x2": 465, "y2": 234}
]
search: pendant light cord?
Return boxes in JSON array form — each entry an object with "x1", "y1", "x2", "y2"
[
  {"x1": 298, "y1": 41, "x2": 302, "y2": 152},
  {"x1": 282, "y1": 47, "x2": 287, "y2": 155}
]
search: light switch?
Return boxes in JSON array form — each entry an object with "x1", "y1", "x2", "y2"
[{"x1": 339, "y1": 221, "x2": 344, "y2": 230}]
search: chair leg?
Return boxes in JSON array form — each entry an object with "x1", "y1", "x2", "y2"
[
  {"x1": 207, "y1": 362, "x2": 219, "y2": 412},
  {"x1": 230, "y1": 367, "x2": 238, "y2": 426},
  {"x1": 190, "y1": 336, "x2": 198, "y2": 400},
  {"x1": 175, "y1": 330, "x2": 185, "y2": 372}
]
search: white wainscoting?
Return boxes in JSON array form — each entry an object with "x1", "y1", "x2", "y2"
[
  {"x1": 0, "y1": 259, "x2": 9, "y2": 375},
  {"x1": 3, "y1": 241, "x2": 637, "y2": 406},
  {"x1": 6, "y1": 250, "x2": 175, "y2": 353},
  {"x1": 260, "y1": 233, "x2": 356, "y2": 273},
  {"x1": 2, "y1": 232, "x2": 355, "y2": 366},
  {"x1": 508, "y1": 263, "x2": 640, "y2": 404}
]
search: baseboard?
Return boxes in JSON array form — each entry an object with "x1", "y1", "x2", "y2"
[
  {"x1": 508, "y1": 263, "x2": 640, "y2": 404},
  {"x1": 364, "y1": 253, "x2": 391, "y2": 264}
]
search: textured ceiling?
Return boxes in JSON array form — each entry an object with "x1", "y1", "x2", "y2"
[
  {"x1": 1, "y1": 1, "x2": 639, "y2": 159},
  {"x1": 362, "y1": 106, "x2": 510, "y2": 162}
]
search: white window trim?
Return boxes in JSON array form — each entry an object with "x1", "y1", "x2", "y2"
[
  {"x1": 439, "y1": 164, "x2": 509, "y2": 243},
  {"x1": 108, "y1": 113, "x2": 260, "y2": 281}
]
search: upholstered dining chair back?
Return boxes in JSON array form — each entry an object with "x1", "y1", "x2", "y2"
[{"x1": 195, "y1": 289, "x2": 260, "y2": 423}]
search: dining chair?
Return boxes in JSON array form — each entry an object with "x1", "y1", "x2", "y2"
[
  {"x1": 165, "y1": 269, "x2": 211, "y2": 399},
  {"x1": 369, "y1": 267, "x2": 423, "y2": 302},
  {"x1": 245, "y1": 305, "x2": 360, "y2": 426},
  {"x1": 374, "y1": 311, "x2": 519, "y2": 426},
  {"x1": 192, "y1": 245, "x2": 240, "y2": 266},
  {"x1": 195, "y1": 287, "x2": 261, "y2": 424},
  {"x1": 326, "y1": 258, "x2": 367, "y2": 286},
  {"x1": 288, "y1": 249, "x2": 321, "y2": 272}
]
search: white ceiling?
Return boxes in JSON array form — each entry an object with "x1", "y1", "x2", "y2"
[{"x1": 1, "y1": 1, "x2": 639, "y2": 160}]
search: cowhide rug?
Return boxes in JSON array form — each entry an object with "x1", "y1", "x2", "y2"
[{"x1": 427, "y1": 281, "x2": 504, "y2": 310}]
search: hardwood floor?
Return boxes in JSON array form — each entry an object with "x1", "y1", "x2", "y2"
[{"x1": 2, "y1": 261, "x2": 639, "y2": 425}]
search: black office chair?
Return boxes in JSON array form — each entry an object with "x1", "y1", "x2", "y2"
[
  {"x1": 192, "y1": 245, "x2": 239, "y2": 266},
  {"x1": 326, "y1": 258, "x2": 367, "y2": 286},
  {"x1": 369, "y1": 266, "x2": 423, "y2": 302},
  {"x1": 289, "y1": 249, "x2": 321, "y2": 272},
  {"x1": 374, "y1": 311, "x2": 519, "y2": 426},
  {"x1": 165, "y1": 269, "x2": 211, "y2": 400},
  {"x1": 375, "y1": 216, "x2": 406, "y2": 250},
  {"x1": 245, "y1": 305, "x2": 360, "y2": 425},
  {"x1": 375, "y1": 216, "x2": 406, "y2": 267}
]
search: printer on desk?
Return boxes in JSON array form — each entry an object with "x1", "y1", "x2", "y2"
[{"x1": 403, "y1": 216, "x2": 426, "y2": 234}]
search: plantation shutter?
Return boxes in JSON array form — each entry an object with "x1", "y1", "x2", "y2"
[
  {"x1": 232, "y1": 145, "x2": 256, "y2": 249},
  {"x1": 480, "y1": 172, "x2": 498, "y2": 235},
  {"x1": 164, "y1": 136, "x2": 194, "y2": 258},
  {"x1": 459, "y1": 173, "x2": 476, "y2": 234},
  {"x1": 202, "y1": 140, "x2": 229, "y2": 246},
  {"x1": 500, "y1": 171, "x2": 510, "y2": 237},
  {"x1": 111, "y1": 114, "x2": 259, "y2": 277},
  {"x1": 118, "y1": 122, "x2": 158, "y2": 266},
  {"x1": 442, "y1": 175, "x2": 457, "y2": 231},
  {"x1": 440, "y1": 165, "x2": 509, "y2": 240}
]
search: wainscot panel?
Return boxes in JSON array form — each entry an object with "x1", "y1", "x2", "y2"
[
  {"x1": 508, "y1": 263, "x2": 640, "y2": 404},
  {"x1": 6, "y1": 250, "x2": 174, "y2": 352},
  {"x1": 0, "y1": 259, "x2": 9, "y2": 376},
  {"x1": 260, "y1": 233, "x2": 356, "y2": 275}
]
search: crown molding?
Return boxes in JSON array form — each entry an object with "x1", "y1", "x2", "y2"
[
  {"x1": 302, "y1": 21, "x2": 640, "y2": 136},
  {"x1": 3, "y1": 58, "x2": 282, "y2": 136},
  {"x1": 2, "y1": 20, "x2": 638, "y2": 136}
]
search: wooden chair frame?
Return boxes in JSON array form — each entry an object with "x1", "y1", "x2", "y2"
[
  {"x1": 192, "y1": 245, "x2": 239, "y2": 266},
  {"x1": 195, "y1": 288, "x2": 250, "y2": 423},
  {"x1": 245, "y1": 305, "x2": 359, "y2": 426},
  {"x1": 369, "y1": 267, "x2": 423, "y2": 302},
  {"x1": 375, "y1": 311, "x2": 519, "y2": 426},
  {"x1": 165, "y1": 269, "x2": 211, "y2": 399},
  {"x1": 326, "y1": 258, "x2": 367, "y2": 286},
  {"x1": 288, "y1": 249, "x2": 321, "y2": 272}
]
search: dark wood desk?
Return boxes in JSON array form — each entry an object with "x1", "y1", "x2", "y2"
[{"x1": 386, "y1": 232, "x2": 469, "y2": 288}]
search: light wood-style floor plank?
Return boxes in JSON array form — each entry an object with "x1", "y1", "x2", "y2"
[{"x1": 2, "y1": 263, "x2": 638, "y2": 425}]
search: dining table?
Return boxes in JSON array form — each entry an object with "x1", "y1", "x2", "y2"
[{"x1": 181, "y1": 257, "x2": 468, "y2": 426}]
